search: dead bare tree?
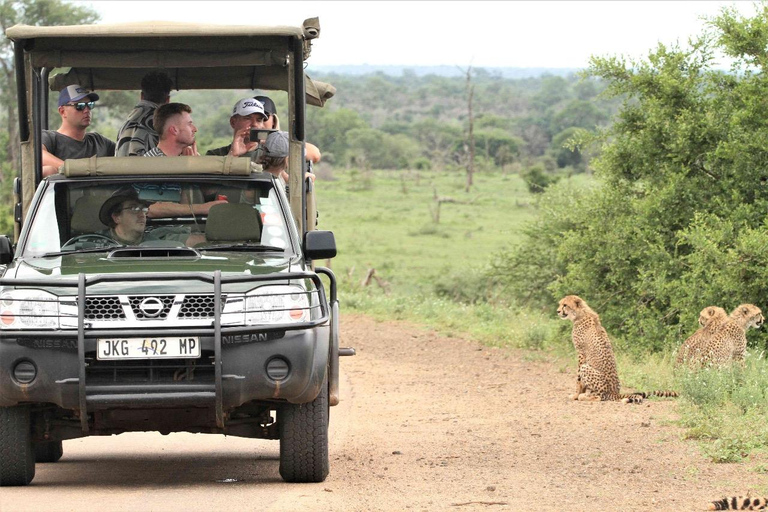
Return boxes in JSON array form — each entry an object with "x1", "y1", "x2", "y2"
[
  {"x1": 360, "y1": 268, "x2": 390, "y2": 294},
  {"x1": 429, "y1": 186, "x2": 480, "y2": 224},
  {"x1": 461, "y1": 65, "x2": 476, "y2": 193}
]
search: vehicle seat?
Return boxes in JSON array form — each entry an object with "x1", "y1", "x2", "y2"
[
  {"x1": 205, "y1": 203, "x2": 262, "y2": 242},
  {"x1": 70, "y1": 194, "x2": 109, "y2": 234}
]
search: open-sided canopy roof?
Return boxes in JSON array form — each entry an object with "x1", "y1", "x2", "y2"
[{"x1": 6, "y1": 20, "x2": 334, "y2": 106}]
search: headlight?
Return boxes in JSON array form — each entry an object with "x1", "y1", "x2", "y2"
[
  {"x1": 0, "y1": 289, "x2": 60, "y2": 330},
  {"x1": 245, "y1": 285, "x2": 311, "y2": 326}
]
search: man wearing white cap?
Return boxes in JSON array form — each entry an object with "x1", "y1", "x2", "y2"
[
  {"x1": 41, "y1": 84, "x2": 116, "y2": 177},
  {"x1": 206, "y1": 98, "x2": 269, "y2": 157}
]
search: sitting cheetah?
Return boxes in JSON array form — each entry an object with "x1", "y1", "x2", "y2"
[
  {"x1": 709, "y1": 496, "x2": 767, "y2": 510},
  {"x1": 689, "y1": 304, "x2": 763, "y2": 367},
  {"x1": 675, "y1": 306, "x2": 728, "y2": 366},
  {"x1": 557, "y1": 295, "x2": 677, "y2": 403}
]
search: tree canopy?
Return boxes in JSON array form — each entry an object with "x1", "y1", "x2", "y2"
[{"x1": 497, "y1": 5, "x2": 768, "y2": 352}]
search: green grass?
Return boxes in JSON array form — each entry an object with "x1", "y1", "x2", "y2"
[
  {"x1": 316, "y1": 168, "x2": 569, "y2": 350},
  {"x1": 317, "y1": 168, "x2": 535, "y2": 297},
  {"x1": 316, "y1": 168, "x2": 768, "y2": 464}
]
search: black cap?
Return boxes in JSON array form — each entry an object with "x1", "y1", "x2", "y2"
[{"x1": 253, "y1": 95, "x2": 276, "y2": 117}]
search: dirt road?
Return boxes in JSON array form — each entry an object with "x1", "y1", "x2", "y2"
[{"x1": 1, "y1": 314, "x2": 764, "y2": 511}]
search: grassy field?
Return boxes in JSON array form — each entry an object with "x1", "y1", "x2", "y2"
[
  {"x1": 317, "y1": 168, "x2": 533, "y2": 295},
  {"x1": 315, "y1": 167, "x2": 561, "y2": 347},
  {"x1": 316, "y1": 167, "x2": 768, "y2": 467}
]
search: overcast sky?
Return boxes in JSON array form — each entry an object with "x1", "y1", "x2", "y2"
[{"x1": 73, "y1": 1, "x2": 758, "y2": 69}]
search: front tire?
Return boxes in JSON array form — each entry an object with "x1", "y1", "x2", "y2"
[
  {"x1": 278, "y1": 379, "x2": 329, "y2": 483},
  {"x1": 34, "y1": 440, "x2": 63, "y2": 463},
  {"x1": 0, "y1": 406, "x2": 35, "y2": 486}
]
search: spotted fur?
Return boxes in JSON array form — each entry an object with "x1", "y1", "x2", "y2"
[
  {"x1": 688, "y1": 304, "x2": 763, "y2": 367},
  {"x1": 709, "y1": 496, "x2": 768, "y2": 510},
  {"x1": 557, "y1": 295, "x2": 676, "y2": 403},
  {"x1": 676, "y1": 306, "x2": 729, "y2": 366}
]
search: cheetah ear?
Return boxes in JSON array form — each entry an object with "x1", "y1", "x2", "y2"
[
  {"x1": 574, "y1": 298, "x2": 581, "y2": 307},
  {"x1": 708, "y1": 309, "x2": 716, "y2": 317},
  {"x1": 743, "y1": 306, "x2": 750, "y2": 315}
]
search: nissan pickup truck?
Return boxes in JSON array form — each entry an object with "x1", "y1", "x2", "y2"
[{"x1": 1, "y1": 18, "x2": 350, "y2": 486}]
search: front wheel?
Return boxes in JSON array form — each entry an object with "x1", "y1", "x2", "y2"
[
  {"x1": 0, "y1": 406, "x2": 35, "y2": 486},
  {"x1": 34, "y1": 440, "x2": 63, "y2": 463},
  {"x1": 278, "y1": 379, "x2": 329, "y2": 483}
]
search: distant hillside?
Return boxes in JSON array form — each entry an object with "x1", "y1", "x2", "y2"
[{"x1": 306, "y1": 65, "x2": 581, "y2": 79}]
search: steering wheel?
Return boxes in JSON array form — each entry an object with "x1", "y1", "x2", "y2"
[{"x1": 61, "y1": 233, "x2": 120, "y2": 250}]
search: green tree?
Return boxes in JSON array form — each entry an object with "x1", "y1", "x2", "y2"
[
  {"x1": 550, "y1": 127, "x2": 584, "y2": 169},
  {"x1": 498, "y1": 6, "x2": 768, "y2": 351},
  {"x1": 549, "y1": 99, "x2": 608, "y2": 135},
  {"x1": 306, "y1": 107, "x2": 366, "y2": 163},
  {"x1": 346, "y1": 127, "x2": 418, "y2": 170}
]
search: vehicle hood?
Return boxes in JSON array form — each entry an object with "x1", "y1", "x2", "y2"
[{"x1": 3, "y1": 252, "x2": 299, "y2": 295}]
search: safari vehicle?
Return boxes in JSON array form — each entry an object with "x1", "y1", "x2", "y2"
[{"x1": 0, "y1": 19, "x2": 352, "y2": 486}]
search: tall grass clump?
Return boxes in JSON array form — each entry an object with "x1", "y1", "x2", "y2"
[{"x1": 675, "y1": 354, "x2": 768, "y2": 462}]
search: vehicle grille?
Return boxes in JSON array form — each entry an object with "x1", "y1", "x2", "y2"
[
  {"x1": 179, "y1": 295, "x2": 226, "y2": 319},
  {"x1": 129, "y1": 295, "x2": 175, "y2": 320},
  {"x1": 80, "y1": 294, "x2": 225, "y2": 325},
  {"x1": 85, "y1": 296, "x2": 126, "y2": 321}
]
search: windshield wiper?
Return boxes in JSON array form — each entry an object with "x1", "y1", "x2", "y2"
[
  {"x1": 200, "y1": 243, "x2": 285, "y2": 253},
  {"x1": 37, "y1": 245, "x2": 128, "y2": 258}
]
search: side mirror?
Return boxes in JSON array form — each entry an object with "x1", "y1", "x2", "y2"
[
  {"x1": 304, "y1": 230, "x2": 336, "y2": 260},
  {"x1": 0, "y1": 236, "x2": 13, "y2": 264}
]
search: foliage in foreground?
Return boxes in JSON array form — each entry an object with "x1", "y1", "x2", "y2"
[
  {"x1": 494, "y1": 6, "x2": 768, "y2": 353},
  {"x1": 675, "y1": 356, "x2": 768, "y2": 463}
]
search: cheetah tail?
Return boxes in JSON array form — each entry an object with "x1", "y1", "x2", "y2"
[
  {"x1": 709, "y1": 496, "x2": 768, "y2": 510},
  {"x1": 618, "y1": 393, "x2": 644, "y2": 404},
  {"x1": 636, "y1": 390, "x2": 679, "y2": 399}
]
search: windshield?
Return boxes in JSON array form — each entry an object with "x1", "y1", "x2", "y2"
[{"x1": 22, "y1": 179, "x2": 294, "y2": 258}]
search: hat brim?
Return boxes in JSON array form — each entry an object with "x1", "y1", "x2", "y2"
[
  {"x1": 231, "y1": 110, "x2": 268, "y2": 120},
  {"x1": 98, "y1": 193, "x2": 148, "y2": 227},
  {"x1": 69, "y1": 92, "x2": 100, "y2": 104}
]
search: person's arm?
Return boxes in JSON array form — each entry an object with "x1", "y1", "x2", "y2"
[
  {"x1": 42, "y1": 146, "x2": 64, "y2": 177},
  {"x1": 305, "y1": 142, "x2": 321, "y2": 163},
  {"x1": 147, "y1": 200, "x2": 227, "y2": 219}
]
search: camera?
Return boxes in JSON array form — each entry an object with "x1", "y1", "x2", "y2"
[{"x1": 249, "y1": 128, "x2": 277, "y2": 143}]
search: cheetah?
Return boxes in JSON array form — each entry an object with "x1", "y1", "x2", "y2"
[
  {"x1": 709, "y1": 496, "x2": 767, "y2": 510},
  {"x1": 557, "y1": 295, "x2": 677, "y2": 403},
  {"x1": 675, "y1": 306, "x2": 729, "y2": 367},
  {"x1": 690, "y1": 304, "x2": 763, "y2": 367}
]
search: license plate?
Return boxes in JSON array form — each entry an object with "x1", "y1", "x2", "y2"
[{"x1": 97, "y1": 337, "x2": 200, "y2": 360}]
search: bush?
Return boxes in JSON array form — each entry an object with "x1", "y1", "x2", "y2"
[
  {"x1": 495, "y1": 9, "x2": 768, "y2": 351},
  {"x1": 520, "y1": 165, "x2": 557, "y2": 194},
  {"x1": 412, "y1": 157, "x2": 432, "y2": 171}
]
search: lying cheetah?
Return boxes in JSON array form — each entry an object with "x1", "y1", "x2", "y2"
[
  {"x1": 675, "y1": 306, "x2": 729, "y2": 366},
  {"x1": 709, "y1": 496, "x2": 767, "y2": 510},
  {"x1": 688, "y1": 304, "x2": 763, "y2": 367},
  {"x1": 557, "y1": 295, "x2": 677, "y2": 403}
]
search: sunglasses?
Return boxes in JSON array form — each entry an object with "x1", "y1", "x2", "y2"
[
  {"x1": 65, "y1": 101, "x2": 95, "y2": 111},
  {"x1": 119, "y1": 206, "x2": 149, "y2": 214}
]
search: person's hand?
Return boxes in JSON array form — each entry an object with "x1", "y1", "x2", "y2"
[
  {"x1": 194, "y1": 199, "x2": 228, "y2": 215},
  {"x1": 185, "y1": 233, "x2": 207, "y2": 247},
  {"x1": 229, "y1": 127, "x2": 258, "y2": 157},
  {"x1": 182, "y1": 141, "x2": 199, "y2": 156}
]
